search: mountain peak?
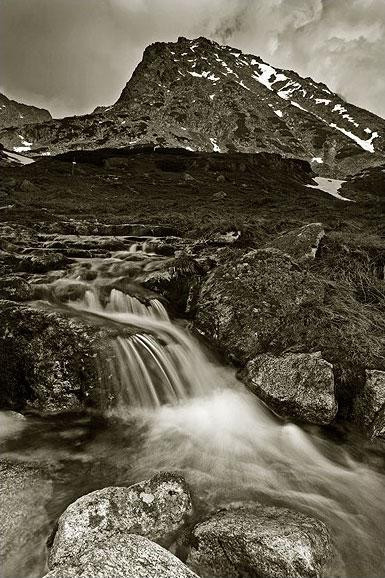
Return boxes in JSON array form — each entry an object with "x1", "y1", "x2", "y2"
[{"x1": 0, "y1": 36, "x2": 384, "y2": 177}]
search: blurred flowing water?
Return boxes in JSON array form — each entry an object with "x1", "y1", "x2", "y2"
[{"x1": 1, "y1": 245, "x2": 385, "y2": 577}]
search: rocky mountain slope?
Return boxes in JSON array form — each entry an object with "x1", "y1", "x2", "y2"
[
  {"x1": 0, "y1": 37, "x2": 384, "y2": 177},
  {"x1": 0, "y1": 92, "x2": 51, "y2": 133}
]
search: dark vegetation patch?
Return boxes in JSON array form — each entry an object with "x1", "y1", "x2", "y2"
[{"x1": 0, "y1": 147, "x2": 383, "y2": 240}]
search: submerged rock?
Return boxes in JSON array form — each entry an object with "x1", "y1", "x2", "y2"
[
  {"x1": 187, "y1": 502, "x2": 333, "y2": 578},
  {"x1": 0, "y1": 460, "x2": 53, "y2": 578},
  {"x1": 195, "y1": 248, "x2": 323, "y2": 363},
  {"x1": 268, "y1": 223, "x2": 325, "y2": 262},
  {"x1": 45, "y1": 534, "x2": 198, "y2": 578},
  {"x1": 241, "y1": 352, "x2": 337, "y2": 424},
  {"x1": 0, "y1": 300, "x2": 135, "y2": 412},
  {"x1": 352, "y1": 369, "x2": 385, "y2": 439},
  {"x1": 50, "y1": 472, "x2": 192, "y2": 568}
]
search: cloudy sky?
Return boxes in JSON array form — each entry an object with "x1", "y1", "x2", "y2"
[{"x1": 1, "y1": 0, "x2": 384, "y2": 118}]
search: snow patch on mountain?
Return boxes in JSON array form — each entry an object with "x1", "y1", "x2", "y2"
[
  {"x1": 2, "y1": 150, "x2": 35, "y2": 165},
  {"x1": 306, "y1": 177, "x2": 353, "y2": 201},
  {"x1": 330, "y1": 124, "x2": 379, "y2": 153}
]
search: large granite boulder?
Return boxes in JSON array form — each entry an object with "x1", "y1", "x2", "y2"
[
  {"x1": 0, "y1": 300, "x2": 135, "y2": 412},
  {"x1": 187, "y1": 503, "x2": 334, "y2": 578},
  {"x1": 0, "y1": 460, "x2": 53, "y2": 578},
  {"x1": 49, "y1": 472, "x2": 192, "y2": 568},
  {"x1": 241, "y1": 352, "x2": 337, "y2": 424},
  {"x1": 267, "y1": 223, "x2": 325, "y2": 262},
  {"x1": 352, "y1": 369, "x2": 385, "y2": 439},
  {"x1": 45, "y1": 534, "x2": 198, "y2": 578},
  {"x1": 195, "y1": 248, "x2": 324, "y2": 363}
]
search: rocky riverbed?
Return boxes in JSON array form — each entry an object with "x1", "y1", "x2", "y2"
[{"x1": 1, "y1": 217, "x2": 385, "y2": 577}]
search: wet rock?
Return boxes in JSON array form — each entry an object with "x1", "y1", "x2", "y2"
[
  {"x1": 268, "y1": 223, "x2": 325, "y2": 262},
  {"x1": 17, "y1": 250, "x2": 70, "y2": 273},
  {"x1": 139, "y1": 255, "x2": 204, "y2": 315},
  {"x1": 0, "y1": 460, "x2": 53, "y2": 578},
  {"x1": 0, "y1": 275, "x2": 33, "y2": 301},
  {"x1": 352, "y1": 369, "x2": 385, "y2": 439},
  {"x1": 1, "y1": 250, "x2": 71, "y2": 276},
  {"x1": 195, "y1": 248, "x2": 323, "y2": 363},
  {"x1": 187, "y1": 502, "x2": 333, "y2": 578},
  {"x1": 49, "y1": 472, "x2": 192, "y2": 568},
  {"x1": 241, "y1": 352, "x2": 337, "y2": 424},
  {"x1": 45, "y1": 534, "x2": 198, "y2": 578},
  {"x1": 51, "y1": 282, "x2": 89, "y2": 302},
  {"x1": 0, "y1": 300, "x2": 135, "y2": 412}
]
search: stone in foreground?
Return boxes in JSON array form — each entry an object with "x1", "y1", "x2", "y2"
[
  {"x1": 49, "y1": 472, "x2": 192, "y2": 568},
  {"x1": 45, "y1": 534, "x2": 198, "y2": 578},
  {"x1": 352, "y1": 369, "x2": 385, "y2": 439},
  {"x1": 242, "y1": 352, "x2": 338, "y2": 424},
  {"x1": 187, "y1": 503, "x2": 333, "y2": 578}
]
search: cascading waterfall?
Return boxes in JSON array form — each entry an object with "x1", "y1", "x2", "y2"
[{"x1": 69, "y1": 287, "x2": 213, "y2": 410}]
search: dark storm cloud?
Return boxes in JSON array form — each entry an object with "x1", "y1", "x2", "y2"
[{"x1": 1, "y1": 0, "x2": 384, "y2": 118}]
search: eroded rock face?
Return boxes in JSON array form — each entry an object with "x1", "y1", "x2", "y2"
[
  {"x1": 0, "y1": 460, "x2": 53, "y2": 578},
  {"x1": 187, "y1": 503, "x2": 334, "y2": 578},
  {"x1": 45, "y1": 534, "x2": 198, "y2": 578},
  {"x1": 195, "y1": 248, "x2": 324, "y2": 363},
  {"x1": 0, "y1": 300, "x2": 135, "y2": 412},
  {"x1": 268, "y1": 223, "x2": 325, "y2": 262},
  {"x1": 49, "y1": 472, "x2": 192, "y2": 568},
  {"x1": 241, "y1": 352, "x2": 337, "y2": 425},
  {"x1": 352, "y1": 369, "x2": 385, "y2": 439}
]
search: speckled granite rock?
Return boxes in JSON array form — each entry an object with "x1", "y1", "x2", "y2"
[
  {"x1": 241, "y1": 352, "x2": 337, "y2": 424},
  {"x1": 49, "y1": 472, "x2": 192, "y2": 568},
  {"x1": 45, "y1": 534, "x2": 198, "y2": 578},
  {"x1": 187, "y1": 502, "x2": 334, "y2": 578}
]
